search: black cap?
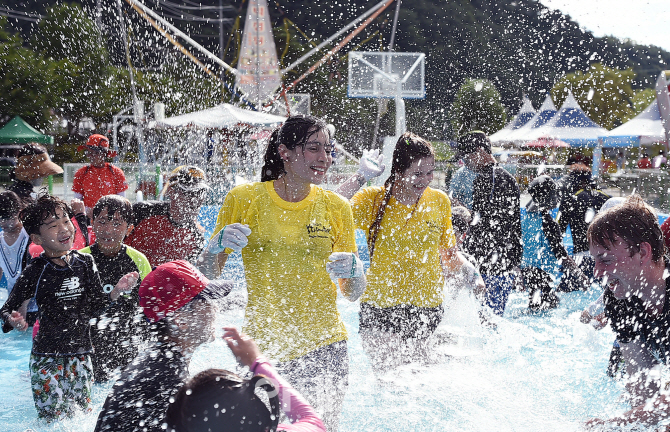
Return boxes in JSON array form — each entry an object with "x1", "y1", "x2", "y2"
[{"x1": 453, "y1": 131, "x2": 491, "y2": 159}]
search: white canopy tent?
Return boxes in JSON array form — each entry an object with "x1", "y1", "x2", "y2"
[
  {"x1": 506, "y1": 95, "x2": 557, "y2": 143},
  {"x1": 519, "y1": 92, "x2": 607, "y2": 147},
  {"x1": 149, "y1": 103, "x2": 286, "y2": 129},
  {"x1": 490, "y1": 95, "x2": 536, "y2": 144},
  {"x1": 601, "y1": 99, "x2": 667, "y2": 148}
]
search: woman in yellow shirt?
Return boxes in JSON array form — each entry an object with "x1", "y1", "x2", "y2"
[
  {"x1": 200, "y1": 116, "x2": 365, "y2": 432},
  {"x1": 337, "y1": 132, "x2": 483, "y2": 372}
]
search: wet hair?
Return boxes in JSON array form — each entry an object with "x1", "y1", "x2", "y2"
[
  {"x1": 0, "y1": 191, "x2": 23, "y2": 219},
  {"x1": 451, "y1": 206, "x2": 472, "y2": 236},
  {"x1": 92, "y1": 195, "x2": 134, "y2": 225},
  {"x1": 19, "y1": 194, "x2": 73, "y2": 236},
  {"x1": 367, "y1": 132, "x2": 434, "y2": 259},
  {"x1": 165, "y1": 368, "x2": 280, "y2": 432},
  {"x1": 587, "y1": 195, "x2": 664, "y2": 262},
  {"x1": 261, "y1": 116, "x2": 329, "y2": 182}
]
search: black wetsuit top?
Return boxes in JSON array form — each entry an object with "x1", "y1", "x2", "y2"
[
  {"x1": 558, "y1": 187, "x2": 610, "y2": 254},
  {"x1": 464, "y1": 164, "x2": 522, "y2": 275},
  {"x1": 80, "y1": 244, "x2": 151, "y2": 381},
  {"x1": 605, "y1": 263, "x2": 670, "y2": 364},
  {"x1": 0, "y1": 251, "x2": 108, "y2": 356},
  {"x1": 94, "y1": 342, "x2": 188, "y2": 432}
]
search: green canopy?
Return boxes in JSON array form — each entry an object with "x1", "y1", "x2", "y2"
[{"x1": 0, "y1": 116, "x2": 54, "y2": 145}]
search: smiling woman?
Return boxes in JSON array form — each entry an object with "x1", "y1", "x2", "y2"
[
  {"x1": 198, "y1": 115, "x2": 366, "y2": 432},
  {"x1": 338, "y1": 132, "x2": 484, "y2": 374}
]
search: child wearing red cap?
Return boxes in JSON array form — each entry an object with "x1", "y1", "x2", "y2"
[
  {"x1": 72, "y1": 134, "x2": 128, "y2": 218},
  {"x1": 94, "y1": 260, "x2": 232, "y2": 432}
]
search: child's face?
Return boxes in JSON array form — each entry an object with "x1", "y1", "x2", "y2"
[
  {"x1": 92, "y1": 209, "x2": 133, "y2": 257},
  {"x1": 86, "y1": 147, "x2": 106, "y2": 167},
  {"x1": 0, "y1": 214, "x2": 21, "y2": 232},
  {"x1": 35, "y1": 207, "x2": 75, "y2": 257}
]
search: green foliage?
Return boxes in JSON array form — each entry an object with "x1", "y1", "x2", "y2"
[
  {"x1": 551, "y1": 63, "x2": 635, "y2": 130},
  {"x1": 450, "y1": 78, "x2": 506, "y2": 137},
  {"x1": 0, "y1": 17, "x2": 65, "y2": 129},
  {"x1": 29, "y1": 3, "x2": 124, "y2": 127}
]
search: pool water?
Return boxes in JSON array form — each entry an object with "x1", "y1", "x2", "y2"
[{"x1": 1, "y1": 214, "x2": 668, "y2": 432}]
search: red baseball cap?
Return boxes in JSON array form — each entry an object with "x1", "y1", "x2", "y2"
[
  {"x1": 139, "y1": 260, "x2": 232, "y2": 323},
  {"x1": 77, "y1": 134, "x2": 118, "y2": 157}
]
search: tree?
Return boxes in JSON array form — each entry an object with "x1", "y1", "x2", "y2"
[
  {"x1": 551, "y1": 63, "x2": 635, "y2": 130},
  {"x1": 0, "y1": 17, "x2": 65, "y2": 129},
  {"x1": 449, "y1": 78, "x2": 506, "y2": 137},
  {"x1": 30, "y1": 3, "x2": 123, "y2": 131}
]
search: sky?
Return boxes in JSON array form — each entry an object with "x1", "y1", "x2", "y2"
[{"x1": 543, "y1": 0, "x2": 670, "y2": 52}]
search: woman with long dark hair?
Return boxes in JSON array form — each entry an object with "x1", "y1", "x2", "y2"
[
  {"x1": 200, "y1": 115, "x2": 365, "y2": 432},
  {"x1": 337, "y1": 132, "x2": 483, "y2": 371}
]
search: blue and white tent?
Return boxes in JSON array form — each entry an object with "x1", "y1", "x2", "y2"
[
  {"x1": 521, "y1": 91, "x2": 607, "y2": 147},
  {"x1": 490, "y1": 95, "x2": 536, "y2": 143},
  {"x1": 506, "y1": 95, "x2": 557, "y2": 143},
  {"x1": 600, "y1": 99, "x2": 667, "y2": 148}
]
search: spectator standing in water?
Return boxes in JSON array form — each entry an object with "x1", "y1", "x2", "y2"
[
  {"x1": 453, "y1": 131, "x2": 522, "y2": 316},
  {"x1": 79, "y1": 195, "x2": 152, "y2": 382},
  {"x1": 126, "y1": 166, "x2": 210, "y2": 268},
  {"x1": 71, "y1": 134, "x2": 128, "y2": 219},
  {"x1": 199, "y1": 115, "x2": 365, "y2": 432},
  {"x1": 557, "y1": 164, "x2": 609, "y2": 287},
  {"x1": 336, "y1": 132, "x2": 484, "y2": 372},
  {"x1": 586, "y1": 196, "x2": 670, "y2": 429},
  {"x1": 95, "y1": 260, "x2": 231, "y2": 432},
  {"x1": 0, "y1": 191, "x2": 36, "y2": 329}
]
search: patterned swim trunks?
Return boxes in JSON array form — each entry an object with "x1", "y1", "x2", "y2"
[{"x1": 29, "y1": 354, "x2": 93, "y2": 421}]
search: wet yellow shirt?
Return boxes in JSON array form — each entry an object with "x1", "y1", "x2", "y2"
[
  {"x1": 213, "y1": 181, "x2": 356, "y2": 361},
  {"x1": 352, "y1": 186, "x2": 456, "y2": 308}
]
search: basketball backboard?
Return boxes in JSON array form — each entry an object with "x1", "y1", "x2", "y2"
[{"x1": 348, "y1": 52, "x2": 425, "y2": 99}]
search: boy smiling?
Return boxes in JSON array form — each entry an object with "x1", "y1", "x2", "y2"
[
  {"x1": 0, "y1": 194, "x2": 138, "y2": 421},
  {"x1": 79, "y1": 195, "x2": 151, "y2": 382}
]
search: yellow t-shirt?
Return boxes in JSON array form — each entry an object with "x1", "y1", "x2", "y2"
[
  {"x1": 352, "y1": 186, "x2": 456, "y2": 308},
  {"x1": 213, "y1": 181, "x2": 356, "y2": 361}
]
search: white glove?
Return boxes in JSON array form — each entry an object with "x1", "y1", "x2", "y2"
[
  {"x1": 206, "y1": 223, "x2": 252, "y2": 254},
  {"x1": 460, "y1": 260, "x2": 480, "y2": 286},
  {"x1": 326, "y1": 252, "x2": 364, "y2": 279},
  {"x1": 357, "y1": 149, "x2": 385, "y2": 181}
]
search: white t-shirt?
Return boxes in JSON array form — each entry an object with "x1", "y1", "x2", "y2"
[{"x1": 0, "y1": 228, "x2": 29, "y2": 292}]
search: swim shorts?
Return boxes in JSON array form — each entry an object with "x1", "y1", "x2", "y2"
[
  {"x1": 359, "y1": 302, "x2": 444, "y2": 340},
  {"x1": 29, "y1": 353, "x2": 93, "y2": 421}
]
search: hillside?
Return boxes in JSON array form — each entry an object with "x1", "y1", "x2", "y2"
[{"x1": 3, "y1": 0, "x2": 669, "y2": 141}]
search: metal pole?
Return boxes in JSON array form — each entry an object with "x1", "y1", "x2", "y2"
[
  {"x1": 125, "y1": 0, "x2": 238, "y2": 76},
  {"x1": 281, "y1": 0, "x2": 394, "y2": 74},
  {"x1": 388, "y1": 0, "x2": 401, "y2": 51},
  {"x1": 219, "y1": 0, "x2": 225, "y2": 82}
]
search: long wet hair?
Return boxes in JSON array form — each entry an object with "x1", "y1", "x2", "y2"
[
  {"x1": 367, "y1": 132, "x2": 434, "y2": 259},
  {"x1": 261, "y1": 115, "x2": 329, "y2": 182}
]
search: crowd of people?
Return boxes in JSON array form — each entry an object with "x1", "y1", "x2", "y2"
[{"x1": 1, "y1": 116, "x2": 670, "y2": 430}]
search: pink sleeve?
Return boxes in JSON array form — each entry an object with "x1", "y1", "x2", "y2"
[{"x1": 251, "y1": 358, "x2": 326, "y2": 432}]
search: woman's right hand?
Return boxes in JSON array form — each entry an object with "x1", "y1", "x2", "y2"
[
  {"x1": 223, "y1": 327, "x2": 262, "y2": 368},
  {"x1": 206, "y1": 223, "x2": 252, "y2": 254}
]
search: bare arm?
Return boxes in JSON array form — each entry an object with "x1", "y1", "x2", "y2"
[
  {"x1": 197, "y1": 250, "x2": 229, "y2": 279},
  {"x1": 335, "y1": 173, "x2": 366, "y2": 200},
  {"x1": 441, "y1": 246, "x2": 486, "y2": 300}
]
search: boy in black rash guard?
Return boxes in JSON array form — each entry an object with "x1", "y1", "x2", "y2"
[
  {"x1": 0, "y1": 195, "x2": 138, "y2": 421},
  {"x1": 79, "y1": 195, "x2": 152, "y2": 382}
]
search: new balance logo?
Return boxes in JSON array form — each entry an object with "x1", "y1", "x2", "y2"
[{"x1": 62, "y1": 277, "x2": 80, "y2": 290}]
